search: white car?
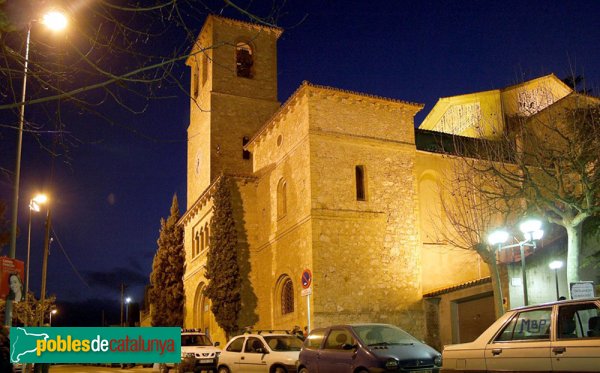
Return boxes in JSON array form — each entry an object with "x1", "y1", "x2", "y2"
[
  {"x1": 162, "y1": 329, "x2": 221, "y2": 373},
  {"x1": 217, "y1": 331, "x2": 304, "y2": 373},
  {"x1": 442, "y1": 298, "x2": 600, "y2": 372}
]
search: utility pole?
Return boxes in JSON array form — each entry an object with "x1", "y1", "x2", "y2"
[
  {"x1": 120, "y1": 283, "x2": 125, "y2": 326},
  {"x1": 39, "y1": 208, "x2": 52, "y2": 326}
]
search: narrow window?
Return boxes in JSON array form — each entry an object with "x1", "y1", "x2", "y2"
[
  {"x1": 355, "y1": 165, "x2": 366, "y2": 201},
  {"x1": 204, "y1": 223, "x2": 209, "y2": 249},
  {"x1": 242, "y1": 136, "x2": 251, "y2": 160},
  {"x1": 201, "y1": 53, "x2": 208, "y2": 86},
  {"x1": 200, "y1": 228, "x2": 205, "y2": 252},
  {"x1": 236, "y1": 42, "x2": 254, "y2": 78},
  {"x1": 194, "y1": 231, "x2": 200, "y2": 256},
  {"x1": 192, "y1": 62, "x2": 199, "y2": 97},
  {"x1": 277, "y1": 178, "x2": 287, "y2": 218},
  {"x1": 281, "y1": 278, "x2": 294, "y2": 314}
]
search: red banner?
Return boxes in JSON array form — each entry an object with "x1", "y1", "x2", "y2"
[{"x1": 0, "y1": 256, "x2": 25, "y2": 302}]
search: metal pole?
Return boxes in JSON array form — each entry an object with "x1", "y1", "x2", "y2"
[
  {"x1": 25, "y1": 205, "x2": 32, "y2": 299},
  {"x1": 306, "y1": 293, "x2": 311, "y2": 333},
  {"x1": 120, "y1": 283, "x2": 124, "y2": 327},
  {"x1": 5, "y1": 23, "x2": 32, "y2": 327},
  {"x1": 520, "y1": 243, "x2": 528, "y2": 306},
  {"x1": 39, "y1": 208, "x2": 52, "y2": 325},
  {"x1": 554, "y1": 268, "x2": 560, "y2": 301}
]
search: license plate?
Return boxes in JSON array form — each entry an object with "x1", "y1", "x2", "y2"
[{"x1": 199, "y1": 359, "x2": 214, "y2": 364}]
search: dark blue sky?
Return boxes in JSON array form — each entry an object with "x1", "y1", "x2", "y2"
[{"x1": 1, "y1": 0, "x2": 599, "y2": 324}]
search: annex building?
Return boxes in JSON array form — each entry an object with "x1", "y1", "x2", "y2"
[{"x1": 179, "y1": 15, "x2": 576, "y2": 349}]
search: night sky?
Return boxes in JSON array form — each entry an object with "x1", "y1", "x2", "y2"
[{"x1": 1, "y1": 0, "x2": 599, "y2": 326}]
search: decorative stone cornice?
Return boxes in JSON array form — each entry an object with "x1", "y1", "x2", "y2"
[
  {"x1": 210, "y1": 14, "x2": 283, "y2": 38},
  {"x1": 246, "y1": 81, "x2": 424, "y2": 149}
]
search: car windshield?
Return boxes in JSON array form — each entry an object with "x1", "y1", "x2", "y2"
[
  {"x1": 352, "y1": 325, "x2": 419, "y2": 346},
  {"x1": 182, "y1": 334, "x2": 213, "y2": 347},
  {"x1": 264, "y1": 335, "x2": 304, "y2": 351}
]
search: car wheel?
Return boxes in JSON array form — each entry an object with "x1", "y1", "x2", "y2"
[
  {"x1": 218, "y1": 366, "x2": 230, "y2": 373},
  {"x1": 299, "y1": 368, "x2": 310, "y2": 373},
  {"x1": 274, "y1": 367, "x2": 287, "y2": 373}
]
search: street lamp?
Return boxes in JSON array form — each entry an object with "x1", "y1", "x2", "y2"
[
  {"x1": 487, "y1": 218, "x2": 544, "y2": 306},
  {"x1": 49, "y1": 309, "x2": 57, "y2": 326},
  {"x1": 5, "y1": 9, "x2": 68, "y2": 327},
  {"x1": 549, "y1": 260, "x2": 563, "y2": 301},
  {"x1": 125, "y1": 297, "x2": 132, "y2": 326}
]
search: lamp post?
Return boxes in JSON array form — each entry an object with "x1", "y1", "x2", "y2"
[
  {"x1": 49, "y1": 309, "x2": 57, "y2": 326},
  {"x1": 549, "y1": 260, "x2": 563, "y2": 301},
  {"x1": 26, "y1": 195, "x2": 47, "y2": 299},
  {"x1": 125, "y1": 297, "x2": 132, "y2": 326},
  {"x1": 488, "y1": 218, "x2": 544, "y2": 306},
  {"x1": 5, "y1": 9, "x2": 67, "y2": 327}
]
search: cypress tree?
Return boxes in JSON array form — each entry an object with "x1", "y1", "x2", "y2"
[
  {"x1": 205, "y1": 176, "x2": 241, "y2": 339},
  {"x1": 150, "y1": 194, "x2": 185, "y2": 326}
]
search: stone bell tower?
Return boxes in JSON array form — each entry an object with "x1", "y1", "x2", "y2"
[{"x1": 186, "y1": 15, "x2": 282, "y2": 207}]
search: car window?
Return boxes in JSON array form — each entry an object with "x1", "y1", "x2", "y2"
[
  {"x1": 244, "y1": 337, "x2": 266, "y2": 353},
  {"x1": 558, "y1": 303, "x2": 600, "y2": 339},
  {"x1": 353, "y1": 324, "x2": 418, "y2": 346},
  {"x1": 182, "y1": 334, "x2": 212, "y2": 346},
  {"x1": 323, "y1": 329, "x2": 355, "y2": 350},
  {"x1": 305, "y1": 330, "x2": 326, "y2": 349},
  {"x1": 494, "y1": 308, "x2": 551, "y2": 342},
  {"x1": 226, "y1": 337, "x2": 244, "y2": 352},
  {"x1": 264, "y1": 335, "x2": 303, "y2": 351}
]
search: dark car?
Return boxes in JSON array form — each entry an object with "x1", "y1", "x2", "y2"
[{"x1": 298, "y1": 323, "x2": 441, "y2": 373}]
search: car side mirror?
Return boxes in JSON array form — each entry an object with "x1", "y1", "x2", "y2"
[
  {"x1": 341, "y1": 343, "x2": 356, "y2": 350},
  {"x1": 214, "y1": 342, "x2": 220, "y2": 347}
]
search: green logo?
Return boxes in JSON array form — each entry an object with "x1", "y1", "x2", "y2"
[{"x1": 10, "y1": 327, "x2": 180, "y2": 363}]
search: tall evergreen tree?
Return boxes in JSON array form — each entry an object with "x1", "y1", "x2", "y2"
[
  {"x1": 205, "y1": 176, "x2": 241, "y2": 339},
  {"x1": 149, "y1": 194, "x2": 185, "y2": 326}
]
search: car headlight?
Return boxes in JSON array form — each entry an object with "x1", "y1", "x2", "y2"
[
  {"x1": 434, "y1": 355, "x2": 442, "y2": 366},
  {"x1": 385, "y1": 358, "x2": 399, "y2": 370}
]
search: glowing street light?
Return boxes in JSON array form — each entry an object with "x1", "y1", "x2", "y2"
[
  {"x1": 42, "y1": 11, "x2": 68, "y2": 31},
  {"x1": 49, "y1": 309, "x2": 57, "y2": 326},
  {"x1": 6, "y1": 9, "x2": 68, "y2": 327},
  {"x1": 487, "y1": 218, "x2": 544, "y2": 306},
  {"x1": 549, "y1": 260, "x2": 564, "y2": 301}
]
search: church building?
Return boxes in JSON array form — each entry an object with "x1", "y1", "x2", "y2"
[{"x1": 179, "y1": 15, "x2": 575, "y2": 349}]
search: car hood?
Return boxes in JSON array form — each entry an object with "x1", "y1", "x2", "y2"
[{"x1": 368, "y1": 342, "x2": 439, "y2": 361}]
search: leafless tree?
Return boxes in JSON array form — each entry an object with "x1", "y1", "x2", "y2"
[{"x1": 448, "y1": 93, "x2": 600, "y2": 288}]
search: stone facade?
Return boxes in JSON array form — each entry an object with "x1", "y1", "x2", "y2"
[{"x1": 180, "y1": 15, "x2": 502, "y2": 347}]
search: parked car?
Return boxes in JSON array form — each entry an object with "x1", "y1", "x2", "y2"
[
  {"x1": 442, "y1": 297, "x2": 600, "y2": 372},
  {"x1": 298, "y1": 323, "x2": 442, "y2": 373},
  {"x1": 217, "y1": 330, "x2": 303, "y2": 373},
  {"x1": 162, "y1": 329, "x2": 221, "y2": 373}
]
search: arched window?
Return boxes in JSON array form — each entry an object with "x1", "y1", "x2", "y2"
[
  {"x1": 194, "y1": 230, "x2": 200, "y2": 256},
  {"x1": 277, "y1": 178, "x2": 287, "y2": 218},
  {"x1": 236, "y1": 42, "x2": 254, "y2": 78},
  {"x1": 200, "y1": 228, "x2": 205, "y2": 252},
  {"x1": 204, "y1": 223, "x2": 210, "y2": 249},
  {"x1": 281, "y1": 277, "x2": 294, "y2": 315}
]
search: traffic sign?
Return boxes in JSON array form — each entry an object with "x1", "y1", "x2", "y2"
[
  {"x1": 301, "y1": 288, "x2": 312, "y2": 297},
  {"x1": 301, "y1": 269, "x2": 312, "y2": 289}
]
